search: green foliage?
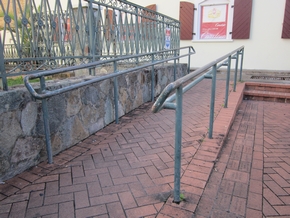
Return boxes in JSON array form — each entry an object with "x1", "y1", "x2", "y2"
[
  {"x1": 180, "y1": 193, "x2": 185, "y2": 201},
  {"x1": 7, "y1": 76, "x2": 49, "y2": 86},
  {"x1": 7, "y1": 76, "x2": 25, "y2": 86},
  {"x1": 7, "y1": 76, "x2": 39, "y2": 86}
]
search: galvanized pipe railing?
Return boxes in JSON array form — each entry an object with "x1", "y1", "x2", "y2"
[
  {"x1": 152, "y1": 46, "x2": 245, "y2": 203},
  {"x1": 24, "y1": 46, "x2": 195, "y2": 164}
]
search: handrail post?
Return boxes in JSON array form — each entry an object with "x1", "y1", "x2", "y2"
[
  {"x1": 162, "y1": 17, "x2": 165, "y2": 63},
  {"x1": 114, "y1": 61, "x2": 119, "y2": 123},
  {"x1": 174, "y1": 49, "x2": 177, "y2": 81},
  {"x1": 173, "y1": 85, "x2": 183, "y2": 203},
  {"x1": 40, "y1": 76, "x2": 53, "y2": 164},
  {"x1": 233, "y1": 51, "x2": 239, "y2": 92},
  {"x1": 151, "y1": 54, "x2": 155, "y2": 101},
  {"x1": 209, "y1": 64, "x2": 217, "y2": 139},
  {"x1": 187, "y1": 47, "x2": 191, "y2": 74},
  {"x1": 239, "y1": 48, "x2": 244, "y2": 81},
  {"x1": 224, "y1": 56, "x2": 232, "y2": 108},
  {"x1": 0, "y1": 35, "x2": 8, "y2": 91}
]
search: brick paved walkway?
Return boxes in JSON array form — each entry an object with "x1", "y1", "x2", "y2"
[
  {"x1": 0, "y1": 80, "x2": 290, "y2": 218},
  {"x1": 195, "y1": 101, "x2": 290, "y2": 218}
]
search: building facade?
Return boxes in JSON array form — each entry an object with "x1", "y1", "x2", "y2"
[{"x1": 132, "y1": 0, "x2": 290, "y2": 72}]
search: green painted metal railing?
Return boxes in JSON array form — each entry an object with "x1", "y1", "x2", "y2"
[
  {"x1": 0, "y1": 0, "x2": 180, "y2": 90},
  {"x1": 24, "y1": 46, "x2": 195, "y2": 165},
  {"x1": 152, "y1": 46, "x2": 245, "y2": 203}
]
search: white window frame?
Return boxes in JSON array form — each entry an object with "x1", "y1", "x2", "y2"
[{"x1": 193, "y1": 0, "x2": 235, "y2": 41}]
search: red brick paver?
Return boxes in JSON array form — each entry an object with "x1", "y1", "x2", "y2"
[{"x1": 1, "y1": 80, "x2": 290, "y2": 218}]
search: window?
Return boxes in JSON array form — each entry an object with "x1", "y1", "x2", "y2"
[
  {"x1": 179, "y1": 0, "x2": 253, "y2": 41},
  {"x1": 194, "y1": 0, "x2": 234, "y2": 41}
]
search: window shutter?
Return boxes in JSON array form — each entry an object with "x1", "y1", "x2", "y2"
[
  {"x1": 146, "y1": 4, "x2": 156, "y2": 11},
  {"x1": 105, "y1": 9, "x2": 113, "y2": 40},
  {"x1": 179, "y1": 2, "x2": 194, "y2": 40},
  {"x1": 282, "y1": 0, "x2": 290, "y2": 38},
  {"x1": 232, "y1": 0, "x2": 253, "y2": 39},
  {"x1": 142, "y1": 4, "x2": 156, "y2": 22}
]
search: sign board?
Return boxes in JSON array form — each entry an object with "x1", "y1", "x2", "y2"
[
  {"x1": 164, "y1": 27, "x2": 171, "y2": 49},
  {"x1": 200, "y1": 5, "x2": 228, "y2": 39}
]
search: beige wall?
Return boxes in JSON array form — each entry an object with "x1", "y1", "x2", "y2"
[{"x1": 134, "y1": 0, "x2": 290, "y2": 71}]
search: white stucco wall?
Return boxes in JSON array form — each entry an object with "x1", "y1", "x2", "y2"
[
  {"x1": 178, "y1": 0, "x2": 290, "y2": 71},
  {"x1": 133, "y1": 0, "x2": 290, "y2": 71},
  {"x1": 179, "y1": 0, "x2": 290, "y2": 71}
]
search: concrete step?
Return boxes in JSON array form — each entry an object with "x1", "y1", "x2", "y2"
[{"x1": 244, "y1": 82, "x2": 290, "y2": 103}]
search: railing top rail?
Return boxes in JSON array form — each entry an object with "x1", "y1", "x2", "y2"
[
  {"x1": 24, "y1": 46, "x2": 195, "y2": 99},
  {"x1": 151, "y1": 46, "x2": 245, "y2": 113}
]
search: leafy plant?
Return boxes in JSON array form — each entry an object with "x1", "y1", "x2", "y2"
[{"x1": 180, "y1": 193, "x2": 185, "y2": 201}]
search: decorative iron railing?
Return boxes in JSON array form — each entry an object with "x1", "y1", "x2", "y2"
[{"x1": 0, "y1": 0, "x2": 180, "y2": 90}]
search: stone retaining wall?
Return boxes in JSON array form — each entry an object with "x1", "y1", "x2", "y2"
[{"x1": 0, "y1": 63, "x2": 187, "y2": 181}]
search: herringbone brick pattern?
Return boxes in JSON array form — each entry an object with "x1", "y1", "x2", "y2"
[
  {"x1": 263, "y1": 103, "x2": 290, "y2": 217},
  {"x1": 0, "y1": 80, "x2": 230, "y2": 218},
  {"x1": 195, "y1": 100, "x2": 290, "y2": 218},
  {"x1": 1, "y1": 80, "x2": 289, "y2": 218}
]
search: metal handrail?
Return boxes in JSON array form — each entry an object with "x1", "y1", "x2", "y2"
[
  {"x1": 24, "y1": 46, "x2": 195, "y2": 99},
  {"x1": 24, "y1": 46, "x2": 196, "y2": 166},
  {"x1": 152, "y1": 46, "x2": 244, "y2": 112},
  {"x1": 151, "y1": 46, "x2": 245, "y2": 203}
]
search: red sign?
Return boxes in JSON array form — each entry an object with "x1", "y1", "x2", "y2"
[
  {"x1": 200, "y1": 5, "x2": 228, "y2": 39},
  {"x1": 165, "y1": 28, "x2": 171, "y2": 37}
]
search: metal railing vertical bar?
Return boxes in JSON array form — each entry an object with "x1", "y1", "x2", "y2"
[
  {"x1": 0, "y1": 35, "x2": 8, "y2": 91},
  {"x1": 239, "y1": 48, "x2": 244, "y2": 81},
  {"x1": 162, "y1": 17, "x2": 165, "y2": 62},
  {"x1": 233, "y1": 51, "x2": 239, "y2": 92},
  {"x1": 40, "y1": 76, "x2": 53, "y2": 164},
  {"x1": 224, "y1": 56, "x2": 232, "y2": 108},
  {"x1": 114, "y1": 60, "x2": 119, "y2": 124},
  {"x1": 151, "y1": 54, "x2": 155, "y2": 102},
  {"x1": 12, "y1": 0, "x2": 21, "y2": 58},
  {"x1": 187, "y1": 47, "x2": 191, "y2": 74},
  {"x1": 173, "y1": 85, "x2": 183, "y2": 203},
  {"x1": 44, "y1": 1, "x2": 50, "y2": 56},
  {"x1": 89, "y1": 0, "x2": 95, "y2": 76},
  {"x1": 208, "y1": 64, "x2": 217, "y2": 139},
  {"x1": 135, "y1": 6, "x2": 139, "y2": 64},
  {"x1": 29, "y1": 1, "x2": 36, "y2": 57},
  {"x1": 174, "y1": 50, "x2": 177, "y2": 81}
]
